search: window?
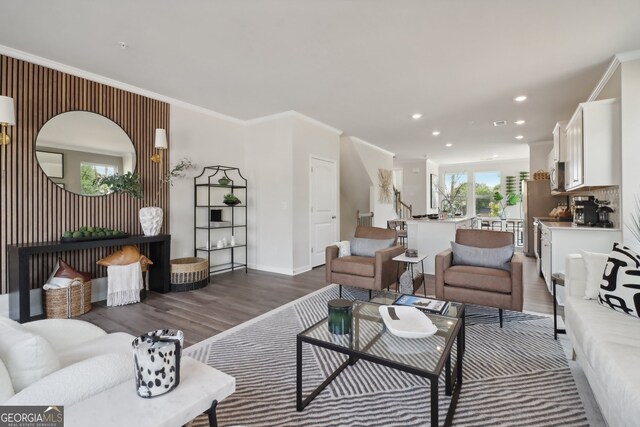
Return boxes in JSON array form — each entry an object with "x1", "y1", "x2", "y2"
[
  {"x1": 474, "y1": 172, "x2": 501, "y2": 216},
  {"x1": 442, "y1": 173, "x2": 468, "y2": 215},
  {"x1": 81, "y1": 162, "x2": 118, "y2": 195}
]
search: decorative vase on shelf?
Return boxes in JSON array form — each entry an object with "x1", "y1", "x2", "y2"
[
  {"x1": 218, "y1": 177, "x2": 231, "y2": 186},
  {"x1": 139, "y1": 207, "x2": 163, "y2": 236}
]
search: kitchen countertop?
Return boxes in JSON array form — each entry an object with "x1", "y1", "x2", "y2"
[
  {"x1": 406, "y1": 216, "x2": 475, "y2": 224},
  {"x1": 538, "y1": 220, "x2": 620, "y2": 232}
]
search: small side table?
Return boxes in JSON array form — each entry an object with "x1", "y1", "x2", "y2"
[
  {"x1": 552, "y1": 272, "x2": 566, "y2": 340},
  {"x1": 392, "y1": 253, "x2": 428, "y2": 297}
]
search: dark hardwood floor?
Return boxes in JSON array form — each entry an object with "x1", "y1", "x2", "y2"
[{"x1": 84, "y1": 255, "x2": 554, "y2": 347}]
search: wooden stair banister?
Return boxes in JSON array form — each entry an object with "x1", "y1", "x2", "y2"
[{"x1": 393, "y1": 187, "x2": 412, "y2": 218}]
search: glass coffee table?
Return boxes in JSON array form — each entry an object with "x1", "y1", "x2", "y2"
[{"x1": 297, "y1": 292, "x2": 465, "y2": 427}]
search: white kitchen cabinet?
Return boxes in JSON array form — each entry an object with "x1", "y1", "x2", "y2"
[
  {"x1": 565, "y1": 98, "x2": 620, "y2": 190},
  {"x1": 538, "y1": 221, "x2": 621, "y2": 293},
  {"x1": 552, "y1": 121, "x2": 568, "y2": 162}
]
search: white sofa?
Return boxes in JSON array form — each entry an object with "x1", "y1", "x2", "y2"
[
  {"x1": 564, "y1": 254, "x2": 640, "y2": 427},
  {"x1": 0, "y1": 315, "x2": 134, "y2": 406}
]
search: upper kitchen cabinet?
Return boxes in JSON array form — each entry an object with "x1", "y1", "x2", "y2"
[
  {"x1": 565, "y1": 98, "x2": 620, "y2": 191},
  {"x1": 552, "y1": 121, "x2": 568, "y2": 162}
]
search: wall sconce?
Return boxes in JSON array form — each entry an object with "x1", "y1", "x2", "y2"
[
  {"x1": 0, "y1": 96, "x2": 16, "y2": 146},
  {"x1": 151, "y1": 128, "x2": 167, "y2": 164}
]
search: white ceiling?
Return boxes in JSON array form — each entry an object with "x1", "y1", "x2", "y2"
[{"x1": 1, "y1": 0, "x2": 639, "y2": 164}]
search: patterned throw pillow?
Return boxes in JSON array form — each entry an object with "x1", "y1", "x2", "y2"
[{"x1": 599, "y1": 243, "x2": 640, "y2": 318}]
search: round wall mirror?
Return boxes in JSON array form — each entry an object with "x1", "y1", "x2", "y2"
[{"x1": 35, "y1": 111, "x2": 136, "y2": 196}]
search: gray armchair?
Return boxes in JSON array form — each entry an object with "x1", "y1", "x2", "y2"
[
  {"x1": 326, "y1": 226, "x2": 404, "y2": 298},
  {"x1": 435, "y1": 229, "x2": 523, "y2": 327}
]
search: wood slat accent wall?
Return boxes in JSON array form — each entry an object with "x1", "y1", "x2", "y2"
[{"x1": 0, "y1": 55, "x2": 170, "y2": 294}]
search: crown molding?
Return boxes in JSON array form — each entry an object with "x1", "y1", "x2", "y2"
[
  {"x1": 245, "y1": 110, "x2": 343, "y2": 135},
  {"x1": 348, "y1": 136, "x2": 395, "y2": 157},
  {"x1": 0, "y1": 44, "x2": 246, "y2": 125},
  {"x1": 616, "y1": 49, "x2": 640, "y2": 63},
  {"x1": 587, "y1": 56, "x2": 621, "y2": 102}
]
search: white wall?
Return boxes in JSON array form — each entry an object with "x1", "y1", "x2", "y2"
[
  {"x1": 291, "y1": 117, "x2": 341, "y2": 273},
  {"x1": 528, "y1": 140, "x2": 553, "y2": 174},
  {"x1": 348, "y1": 137, "x2": 395, "y2": 228},
  {"x1": 439, "y1": 158, "x2": 529, "y2": 218},
  {"x1": 620, "y1": 59, "x2": 640, "y2": 252},
  {"x1": 169, "y1": 105, "x2": 246, "y2": 259},
  {"x1": 244, "y1": 117, "x2": 295, "y2": 274},
  {"x1": 426, "y1": 159, "x2": 440, "y2": 214},
  {"x1": 339, "y1": 136, "x2": 372, "y2": 240},
  {"x1": 393, "y1": 160, "x2": 427, "y2": 215}
]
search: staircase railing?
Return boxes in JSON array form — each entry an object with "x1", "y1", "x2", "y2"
[
  {"x1": 357, "y1": 210, "x2": 374, "y2": 227},
  {"x1": 393, "y1": 187, "x2": 412, "y2": 219}
]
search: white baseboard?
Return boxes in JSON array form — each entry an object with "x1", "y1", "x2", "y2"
[
  {"x1": 292, "y1": 265, "x2": 312, "y2": 275},
  {"x1": 247, "y1": 264, "x2": 295, "y2": 276}
]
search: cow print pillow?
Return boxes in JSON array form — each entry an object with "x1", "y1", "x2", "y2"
[{"x1": 599, "y1": 243, "x2": 640, "y2": 318}]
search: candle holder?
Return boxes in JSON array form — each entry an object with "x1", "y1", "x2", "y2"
[{"x1": 328, "y1": 299, "x2": 353, "y2": 335}]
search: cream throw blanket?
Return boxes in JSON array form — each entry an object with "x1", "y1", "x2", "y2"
[{"x1": 107, "y1": 263, "x2": 143, "y2": 307}]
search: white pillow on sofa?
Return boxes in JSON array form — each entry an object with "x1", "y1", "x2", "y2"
[
  {"x1": 0, "y1": 317, "x2": 60, "y2": 392},
  {"x1": 580, "y1": 249, "x2": 609, "y2": 299},
  {"x1": 6, "y1": 352, "x2": 133, "y2": 406},
  {"x1": 0, "y1": 357, "x2": 15, "y2": 403}
]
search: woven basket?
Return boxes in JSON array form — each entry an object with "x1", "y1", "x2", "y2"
[
  {"x1": 44, "y1": 280, "x2": 92, "y2": 319},
  {"x1": 170, "y1": 257, "x2": 209, "y2": 292}
]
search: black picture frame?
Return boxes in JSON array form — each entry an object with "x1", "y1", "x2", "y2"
[
  {"x1": 430, "y1": 174, "x2": 439, "y2": 209},
  {"x1": 36, "y1": 151, "x2": 64, "y2": 179}
]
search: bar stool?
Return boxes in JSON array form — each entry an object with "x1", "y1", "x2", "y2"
[
  {"x1": 516, "y1": 220, "x2": 524, "y2": 246},
  {"x1": 491, "y1": 220, "x2": 502, "y2": 230},
  {"x1": 480, "y1": 220, "x2": 490, "y2": 230}
]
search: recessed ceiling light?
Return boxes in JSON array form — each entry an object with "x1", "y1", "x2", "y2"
[
  {"x1": 432, "y1": 130, "x2": 441, "y2": 136},
  {"x1": 411, "y1": 113, "x2": 423, "y2": 120},
  {"x1": 515, "y1": 119, "x2": 525, "y2": 125},
  {"x1": 514, "y1": 95, "x2": 527, "y2": 102},
  {"x1": 492, "y1": 154, "x2": 499, "y2": 158},
  {"x1": 515, "y1": 135, "x2": 524, "y2": 140},
  {"x1": 445, "y1": 143, "x2": 453, "y2": 147},
  {"x1": 493, "y1": 120, "x2": 507, "y2": 127}
]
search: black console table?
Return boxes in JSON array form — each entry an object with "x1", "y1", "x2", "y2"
[{"x1": 8, "y1": 234, "x2": 171, "y2": 323}]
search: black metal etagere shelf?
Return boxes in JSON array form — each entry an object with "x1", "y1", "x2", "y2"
[{"x1": 194, "y1": 166, "x2": 248, "y2": 276}]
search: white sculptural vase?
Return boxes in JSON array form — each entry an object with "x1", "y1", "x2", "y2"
[{"x1": 139, "y1": 207, "x2": 163, "y2": 236}]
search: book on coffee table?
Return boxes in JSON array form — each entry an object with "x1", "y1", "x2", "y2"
[{"x1": 393, "y1": 294, "x2": 449, "y2": 315}]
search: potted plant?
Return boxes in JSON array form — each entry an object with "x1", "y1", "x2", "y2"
[
  {"x1": 629, "y1": 194, "x2": 640, "y2": 244},
  {"x1": 491, "y1": 191, "x2": 519, "y2": 219},
  {"x1": 94, "y1": 172, "x2": 143, "y2": 199},
  {"x1": 223, "y1": 193, "x2": 241, "y2": 206},
  {"x1": 139, "y1": 158, "x2": 195, "y2": 236}
]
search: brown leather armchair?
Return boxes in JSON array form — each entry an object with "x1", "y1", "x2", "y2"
[
  {"x1": 326, "y1": 226, "x2": 404, "y2": 298},
  {"x1": 435, "y1": 229, "x2": 523, "y2": 327}
]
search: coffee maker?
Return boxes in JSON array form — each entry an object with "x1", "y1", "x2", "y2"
[
  {"x1": 595, "y1": 200, "x2": 614, "y2": 228},
  {"x1": 573, "y1": 196, "x2": 598, "y2": 226}
]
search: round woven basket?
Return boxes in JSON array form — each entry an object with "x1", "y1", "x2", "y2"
[
  {"x1": 44, "y1": 280, "x2": 92, "y2": 318},
  {"x1": 170, "y1": 257, "x2": 209, "y2": 292}
]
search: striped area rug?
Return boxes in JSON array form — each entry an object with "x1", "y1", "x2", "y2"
[{"x1": 186, "y1": 285, "x2": 588, "y2": 427}]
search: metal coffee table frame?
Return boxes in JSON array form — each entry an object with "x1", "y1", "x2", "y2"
[{"x1": 296, "y1": 301, "x2": 465, "y2": 427}]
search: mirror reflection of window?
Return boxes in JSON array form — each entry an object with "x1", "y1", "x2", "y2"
[
  {"x1": 35, "y1": 111, "x2": 136, "y2": 196},
  {"x1": 80, "y1": 162, "x2": 118, "y2": 196}
]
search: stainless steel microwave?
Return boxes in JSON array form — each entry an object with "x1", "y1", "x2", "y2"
[{"x1": 550, "y1": 161, "x2": 565, "y2": 192}]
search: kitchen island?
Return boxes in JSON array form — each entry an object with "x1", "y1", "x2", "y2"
[{"x1": 406, "y1": 217, "x2": 475, "y2": 274}]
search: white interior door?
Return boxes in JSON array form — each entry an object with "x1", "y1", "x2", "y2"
[{"x1": 310, "y1": 157, "x2": 338, "y2": 267}]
